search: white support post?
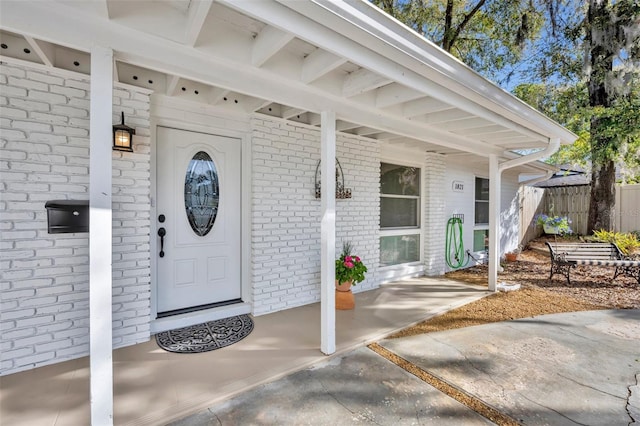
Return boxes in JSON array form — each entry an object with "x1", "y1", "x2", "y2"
[
  {"x1": 89, "y1": 45, "x2": 114, "y2": 426},
  {"x1": 320, "y1": 111, "x2": 336, "y2": 355},
  {"x1": 488, "y1": 154, "x2": 500, "y2": 292}
]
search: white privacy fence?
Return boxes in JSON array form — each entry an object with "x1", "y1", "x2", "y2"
[{"x1": 519, "y1": 183, "x2": 640, "y2": 246}]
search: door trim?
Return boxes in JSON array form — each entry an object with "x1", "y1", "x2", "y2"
[{"x1": 150, "y1": 113, "x2": 252, "y2": 333}]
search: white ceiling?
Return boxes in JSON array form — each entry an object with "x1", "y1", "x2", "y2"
[{"x1": 0, "y1": 0, "x2": 575, "y2": 170}]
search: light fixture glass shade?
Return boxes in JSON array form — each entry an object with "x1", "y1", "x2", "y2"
[
  {"x1": 114, "y1": 129, "x2": 131, "y2": 150},
  {"x1": 112, "y1": 111, "x2": 135, "y2": 152}
]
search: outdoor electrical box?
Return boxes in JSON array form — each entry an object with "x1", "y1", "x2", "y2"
[{"x1": 45, "y1": 200, "x2": 89, "y2": 234}]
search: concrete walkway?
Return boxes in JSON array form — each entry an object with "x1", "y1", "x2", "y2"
[
  {"x1": 0, "y1": 278, "x2": 489, "y2": 426},
  {"x1": 174, "y1": 310, "x2": 640, "y2": 425}
]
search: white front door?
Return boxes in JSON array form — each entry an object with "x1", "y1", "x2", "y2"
[{"x1": 156, "y1": 126, "x2": 241, "y2": 314}]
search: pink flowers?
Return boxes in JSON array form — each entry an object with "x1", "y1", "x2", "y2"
[
  {"x1": 344, "y1": 256, "x2": 355, "y2": 268},
  {"x1": 335, "y1": 242, "x2": 368, "y2": 285},
  {"x1": 343, "y1": 255, "x2": 361, "y2": 269}
]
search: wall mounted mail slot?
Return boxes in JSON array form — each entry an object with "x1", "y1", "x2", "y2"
[{"x1": 45, "y1": 200, "x2": 89, "y2": 234}]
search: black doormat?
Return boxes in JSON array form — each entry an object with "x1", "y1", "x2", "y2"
[{"x1": 155, "y1": 314, "x2": 253, "y2": 354}]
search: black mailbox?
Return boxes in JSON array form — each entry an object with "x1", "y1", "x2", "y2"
[{"x1": 45, "y1": 200, "x2": 89, "y2": 234}]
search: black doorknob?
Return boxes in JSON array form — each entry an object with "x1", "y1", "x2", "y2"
[{"x1": 158, "y1": 227, "x2": 166, "y2": 257}]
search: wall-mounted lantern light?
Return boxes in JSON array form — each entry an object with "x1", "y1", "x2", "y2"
[{"x1": 112, "y1": 111, "x2": 135, "y2": 152}]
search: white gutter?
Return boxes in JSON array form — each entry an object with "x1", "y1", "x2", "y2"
[{"x1": 499, "y1": 138, "x2": 561, "y2": 173}]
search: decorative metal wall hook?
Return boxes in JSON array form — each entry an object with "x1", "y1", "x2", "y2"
[{"x1": 315, "y1": 158, "x2": 352, "y2": 199}]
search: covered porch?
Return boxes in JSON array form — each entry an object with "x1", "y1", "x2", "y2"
[
  {"x1": 0, "y1": 277, "x2": 488, "y2": 426},
  {"x1": 1, "y1": 0, "x2": 577, "y2": 423}
]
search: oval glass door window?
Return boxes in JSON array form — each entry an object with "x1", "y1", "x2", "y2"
[{"x1": 184, "y1": 151, "x2": 219, "y2": 236}]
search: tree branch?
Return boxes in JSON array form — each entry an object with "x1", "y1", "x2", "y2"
[{"x1": 449, "y1": 0, "x2": 488, "y2": 48}]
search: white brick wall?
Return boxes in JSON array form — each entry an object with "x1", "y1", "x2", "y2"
[
  {"x1": 250, "y1": 116, "x2": 380, "y2": 316},
  {"x1": 443, "y1": 159, "x2": 523, "y2": 269},
  {"x1": 0, "y1": 63, "x2": 152, "y2": 375},
  {"x1": 423, "y1": 152, "x2": 446, "y2": 276}
]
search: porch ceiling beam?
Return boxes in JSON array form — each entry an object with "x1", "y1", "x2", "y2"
[
  {"x1": 438, "y1": 118, "x2": 498, "y2": 131},
  {"x1": 453, "y1": 124, "x2": 509, "y2": 135},
  {"x1": 308, "y1": 113, "x2": 322, "y2": 126},
  {"x1": 354, "y1": 127, "x2": 381, "y2": 136},
  {"x1": 421, "y1": 108, "x2": 475, "y2": 125},
  {"x1": 257, "y1": 0, "x2": 554, "y2": 144},
  {"x1": 251, "y1": 25, "x2": 294, "y2": 67},
  {"x1": 286, "y1": 0, "x2": 574, "y2": 143},
  {"x1": 0, "y1": 1, "x2": 505, "y2": 157},
  {"x1": 500, "y1": 141, "x2": 546, "y2": 150},
  {"x1": 342, "y1": 68, "x2": 392, "y2": 98},
  {"x1": 24, "y1": 36, "x2": 54, "y2": 67},
  {"x1": 184, "y1": 0, "x2": 213, "y2": 46},
  {"x1": 375, "y1": 83, "x2": 425, "y2": 109},
  {"x1": 488, "y1": 134, "x2": 530, "y2": 142},
  {"x1": 336, "y1": 120, "x2": 360, "y2": 132},
  {"x1": 282, "y1": 107, "x2": 306, "y2": 119},
  {"x1": 301, "y1": 48, "x2": 347, "y2": 84},
  {"x1": 207, "y1": 87, "x2": 230, "y2": 105},
  {"x1": 373, "y1": 132, "x2": 404, "y2": 141},
  {"x1": 165, "y1": 75, "x2": 181, "y2": 96},
  {"x1": 244, "y1": 98, "x2": 273, "y2": 112},
  {"x1": 401, "y1": 97, "x2": 451, "y2": 118}
]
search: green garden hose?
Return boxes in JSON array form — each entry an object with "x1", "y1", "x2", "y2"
[{"x1": 445, "y1": 217, "x2": 469, "y2": 269}]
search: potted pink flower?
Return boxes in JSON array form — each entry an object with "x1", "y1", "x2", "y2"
[{"x1": 335, "y1": 242, "x2": 368, "y2": 292}]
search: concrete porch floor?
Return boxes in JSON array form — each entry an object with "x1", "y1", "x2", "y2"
[{"x1": 0, "y1": 277, "x2": 488, "y2": 426}]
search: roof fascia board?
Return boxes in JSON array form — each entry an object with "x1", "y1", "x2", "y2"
[{"x1": 0, "y1": 1, "x2": 503, "y2": 156}]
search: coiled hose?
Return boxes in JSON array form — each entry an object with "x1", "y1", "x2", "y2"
[{"x1": 445, "y1": 217, "x2": 469, "y2": 269}]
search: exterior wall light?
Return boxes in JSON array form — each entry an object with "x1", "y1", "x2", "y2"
[{"x1": 113, "y1": 111, "x2": 135, "y2": 152}]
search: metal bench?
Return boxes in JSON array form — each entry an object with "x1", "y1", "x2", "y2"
[{"x1": 546, "y1": 242, "x2": 640, "y2": 285}]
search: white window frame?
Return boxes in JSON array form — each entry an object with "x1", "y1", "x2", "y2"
[
  {"x1": 473, "y1": 176, "x2": 490, "y2": 253},
  {"x1": 379, "y1": 161, "x2": 424, "y2": 268}
]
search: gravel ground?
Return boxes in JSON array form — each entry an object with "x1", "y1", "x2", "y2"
[{"x1": 391, "y1": 237, "x2": 639, "y2": 338}]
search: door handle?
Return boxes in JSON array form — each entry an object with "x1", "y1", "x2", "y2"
[{"x1": 158, "y1": 227, "x2": 166, "y2": 258}]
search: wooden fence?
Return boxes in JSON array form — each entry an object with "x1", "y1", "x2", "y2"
[
  {"x1": 519, "y1": 183, "x2": 640, "y2": 246},
  {"x1": 519, "y1": 185, "x2": 545, "y2": 246}
]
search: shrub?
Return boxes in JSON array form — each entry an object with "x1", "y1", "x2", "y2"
[{"x1": 592, "y1": 230, "x2": 640, "y2": 255}]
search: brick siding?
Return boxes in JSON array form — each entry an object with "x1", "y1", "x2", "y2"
[
  {"x1": 0, "y1": 63, "x2": 151, "y2": 375},
  {"x1": 250, "y1": 116, "x2": 380, "y2": 315}
]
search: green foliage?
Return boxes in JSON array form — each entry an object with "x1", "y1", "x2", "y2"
[
  {"x1": 335, "y1": 242, "x2": 368, "y2": 285},
  {"x1": 512, "y1": 75, "x2": 640, "y2": 183},
  {"x1": 592, "y1": 230, "x2": 640, "y2": 255},
  {"x1": 371, "y1": 0, "x2": 545, "y2": 83}
]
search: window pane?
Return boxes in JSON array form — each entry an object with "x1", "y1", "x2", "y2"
[
  {"x1": 380, "y1": 234, "x2": 420, "y2": 266},
  {"x1": 381, "y1": 163, "x2": 420, "y2": 195},
  {"x1": 473, "y1": 230, "x2": 489, "y2": 252},
  {"x1": 474, "y1": 201, "x2": 489, "y2": 225},
  {"x1": 184, "y1": 151, "x2": 219, "y2": 237},
  {"x1": 475, "y1": 177, "x2": 489, "y2": 201},
  {"x1": 380, "y1": 197, "x2": 418, "y2": 228}
]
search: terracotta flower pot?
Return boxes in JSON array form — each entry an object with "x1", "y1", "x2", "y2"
[
  {"x1": 335, "y1": 279, "x2": 353, "y2": 292},
  {"x1": 505, "y1": 253, "x2": 518, "y2": 262}
]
